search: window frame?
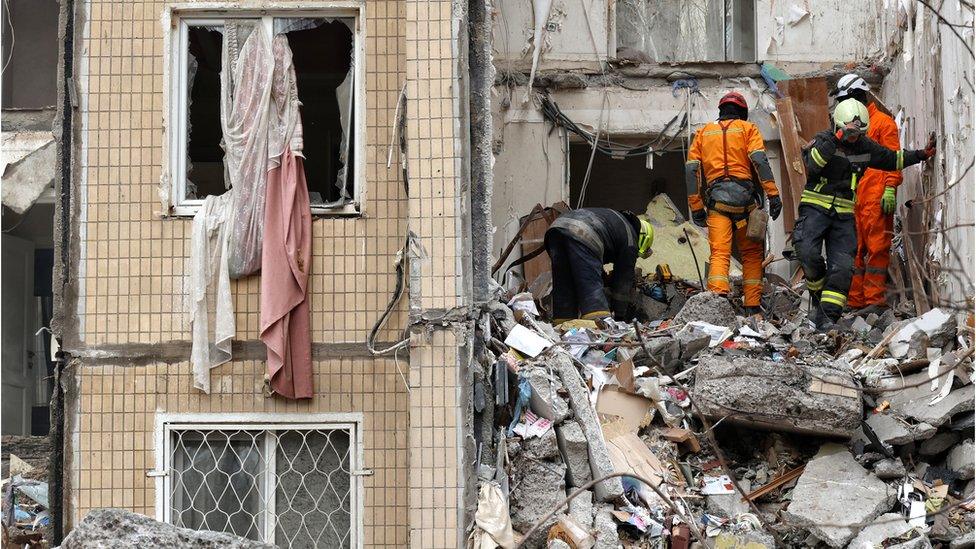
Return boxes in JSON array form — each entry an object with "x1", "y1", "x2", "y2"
[
  {"x1": 152, "y1": 412, "x2": 366, "y2": 547},
  {"x1": 163, "y1": 3, "x2": 366, "y2": 217}
]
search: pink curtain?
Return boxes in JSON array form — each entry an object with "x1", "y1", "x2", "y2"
[{"x1": 260, "y1": 148, "x2": 313, "y2": 399}]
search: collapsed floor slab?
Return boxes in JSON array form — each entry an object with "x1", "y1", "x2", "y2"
[{"x1": 693, "y1": 357, "x2": 862, "y2": 438}]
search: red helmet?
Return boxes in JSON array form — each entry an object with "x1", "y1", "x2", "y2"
[{"x1": 719, "y1": 91, "x2": 748, "y2": 110}]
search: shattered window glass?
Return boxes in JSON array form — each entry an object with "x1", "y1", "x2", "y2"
[
  {"x1": 186, "y1": 25, "x2": 226, "y2": 199},
  {"x1": 278, "y1": 17, "x2": 356, "y2": 206}
]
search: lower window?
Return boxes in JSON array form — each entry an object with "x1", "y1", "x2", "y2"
[{"x1": 159, "y1": 417, "x2": 359, "y2": 548}]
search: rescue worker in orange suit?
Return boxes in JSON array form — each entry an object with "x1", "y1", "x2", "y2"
[
  {"x1": 831, "y1": 74, "x2": 901, "y2": 312},
  {"x1": 685, "y1": 92, "x2": 782, "y2": 316},
  {"x1": 797, "y1": 98, "x2": 936, "y2": 330}
]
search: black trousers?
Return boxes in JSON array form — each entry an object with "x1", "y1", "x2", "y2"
[
  {"x1": 546, "y1": 231, "x2": 610, "y2": 321},
  {"x1": 793, "y1": 204, "x2": 857, "y2": 320}
]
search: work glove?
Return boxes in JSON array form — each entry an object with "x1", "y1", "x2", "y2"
[
  {"x1": 834, "y1": 123, "x2": 864, "y2": 143},
  {"x1": 768, "y1": 195, "x2": 783, "y2": 221},
  {"x1": 881, "y1": 186, "x2": 897, "y2": 215},
  {"x1": 923, "y1": 134, "x2": 937, "y2": 159},
  {"x1": 692, "y1": 209, "x2": 707, "y2": 228}
]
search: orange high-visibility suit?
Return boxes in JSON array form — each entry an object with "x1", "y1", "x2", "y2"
[
  {"x1": 848, "y1": 103, "x2": 901, "y2": 308},
  {"x1": 686, "y1": 119, "x2": 780, "y2": 306}
]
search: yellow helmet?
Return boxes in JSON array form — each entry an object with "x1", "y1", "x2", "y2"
[
  {"x1": 832, "y1": 98, "x2": 870, "y2": 133},
  {"x1": 637, "y1": 218, "x2": 654, "y2": 257}
]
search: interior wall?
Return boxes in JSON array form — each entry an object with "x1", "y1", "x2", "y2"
[
  {"x1": 755, "y1": 0, "x2": 889, "y2": 63},
  {"x1": 1, "y1": 0, "x2": 60, "y2": 108},
  {"x1": 569, "y1": 145, "x2": 686, "y2": 213},
  {"x1": 878, "y1": 0, "x2": 975, "y2": 308},
  {"x1": 492, "y1": 0, "x2": 609, "y2": 71}
]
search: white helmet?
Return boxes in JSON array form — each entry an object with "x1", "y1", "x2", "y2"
[
  {"x1": 832, "y1": 74, "x2": 870, "y2": 100},
  {"x1": 833, "y1": 98, "x2": 871, "y2": 133}
]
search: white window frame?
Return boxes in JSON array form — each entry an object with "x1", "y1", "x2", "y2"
[
  {"x1": 152, "y1": 412, "x2": 366, "y2": 548},
  {"x1": 163, "y1": 3, "x2": 366, "y2": 217}
]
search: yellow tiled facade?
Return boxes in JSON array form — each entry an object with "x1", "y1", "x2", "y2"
[{"x1": 67, "y1": 0, "x2": 468, "y2": 546}]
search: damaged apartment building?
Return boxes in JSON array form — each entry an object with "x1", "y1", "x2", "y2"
[{"x1": 0, "y1": 0, "x2": 973, "y2": 548}]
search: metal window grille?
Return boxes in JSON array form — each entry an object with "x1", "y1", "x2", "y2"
[{"x1": 162, "y1": 423, "x2": 356, "y2": 548}]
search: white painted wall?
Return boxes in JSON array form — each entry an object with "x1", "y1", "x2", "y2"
[
  {"x1": 756, "y1": 0, "x2": 890, "y2": 63},
  {"x1": 878, "y1": 0, "x2": 975, "y2": 308},
  {"x1": 493, "y1": 0, "x2": 609, "y2": 71}
]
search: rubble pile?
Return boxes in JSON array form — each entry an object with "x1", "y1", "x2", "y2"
[
  {"x1": 470, "y1": 284, "x2": 975, "y2": 548},
  {"x1": 1, "y1": 445, "x2": 51, "y2": 548}
]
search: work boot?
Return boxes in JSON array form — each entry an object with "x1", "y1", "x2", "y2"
[
  {"x1": 813, "y1": 308, "x2": 840, "y2": 332},
  {"x1": 744, "y1": 306, "x2": 762, "y2": 318}
]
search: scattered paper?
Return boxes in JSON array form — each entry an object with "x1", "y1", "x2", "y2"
[
  {"x1": 701, "y1": 475, "x2": 736, "y2": 495},
  {"x1": 504, "y1": 324, "x2": 551, "y2": 358},
  {"x1": 512, "y1": 410, "x2": 553, "y2": 439},
  {"x1": 738, "y1": 325, "x2": 763, "y2": 338},
  {"x1": 562, "y1": 328, "x2": 592, "y2": 359},
  {"x1": 908, "y1": 500, "x2": 926, "y2": 527},
  {"x1": 507, "y1": 293, "x2": 539, "y2": 317},
  {"x1": 686, "y1": 321, "x2": 733, "y2": 347}
]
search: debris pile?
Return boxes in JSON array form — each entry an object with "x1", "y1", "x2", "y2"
[
  {"x1": 470, "y1": 283, "x2": 975, "y2": 548},
  {"x1": 2, "y1": 444, "x2": 51, "y2": 549}
]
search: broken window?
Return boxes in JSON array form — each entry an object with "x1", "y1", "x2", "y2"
[
  {"x1": 569, "y1": 142, "x2": 689, "y2": 213},
  {"x1": 616, "y1": 0, "x2": 756, "y2": 63},
  {"x1": 164, "y1": 422, "x2": 356, "y2": 547},
  {"x1": 171, "y1": 13, "x2": 359, "y2": 215}
]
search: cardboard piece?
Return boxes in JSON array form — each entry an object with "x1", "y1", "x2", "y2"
[
  {"x1": 601, "y1": 419, "x2": 667, "y2": 503},
  {"x1": 596, "y1": 387, "x2": 655, "y2": 432},
  {"x1": 661, "y1": 427, "x2": 701, "y2": 454}
]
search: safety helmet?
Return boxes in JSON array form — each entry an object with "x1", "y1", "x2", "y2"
[
  {"x1": 832, "y1": 73, "x2": 870, "y2": 99},
  {"x1": 719, "y1": 91, "x2": 748, "y2": 110},
  {"x1": 832, "y1": 98, "x2": 871, "y2": 133},
  {"x1": 637, "y1": 218, "x2": 654, "y2": 257}
]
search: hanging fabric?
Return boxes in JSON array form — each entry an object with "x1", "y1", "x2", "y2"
[{"x1": 260, "y1": 34, "x2": 314, "y2": 399}]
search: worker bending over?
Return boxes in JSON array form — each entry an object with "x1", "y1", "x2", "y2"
[
  {"x1": 797, "y1": 98, "x2": 936, "y2": 330},
  {"x1": 832, "y1": 75, "x2": 902, "y2": 311},
  {"x1": 545, "y1": 208, "x2": 654, "y2": 324},
  {"x1": 685, "y1": 92, "x2": 782, "y2": 316}
]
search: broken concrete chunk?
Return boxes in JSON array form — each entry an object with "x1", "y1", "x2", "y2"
[
  {"x1": 640, "y1": 335, "x2": 682, "y2": 373},
  {"x1": 873, "y1": 458, "x2": 907, "y2": 480},
  {"x1": 674, "y1": 324, "x2": 710, "y2": 361},
  {"x1": 706, "y1": 479, "x2": 751, "y2": 518},
  {"x1": 847, "y1": 513, "x2": 916, "y2": 549},
  {"x1": 567, "y1": 489, "x2": 594, "y2": 531},
  {"x1": 547, "y1": 540, "x2": 572, "y2": 549},
  {"x1": 694, "y1": 357, "x2": 862, "y2": 438},
  {"x1": 523, "y1": 366, "x2": 572, "y2": 423},
  {"x1": 946, "y1": 439, "x2": 975, "y2": 480},
  {"x1": 61, "y1": 509, "x2": 274, "y2": 548},
  {"x1": 714, "y1": 530, "x2": 776, "y2": 549},
  {"x1": 509, "y1": 455, "x2": 567, "y2": 548},
  {"x1": 919, "y1": 432, "x2": 961, "y2": 456},
  {"x1": 673, "y1": 291, "x2": 737, "y2": 327},
  {"x1": 880, "y1": 372, "x2": 975, "y2": 428},
  {"x1": 487, "y1": 300, "x2": 518, "y2": 335},
  {"x1": 864, "y1": 413, "x2": 937, "y2": 446},
  {"x1": 784, "y1": 444, "x2": 897, "y2": 548},
  {"x1": 592, "y1": 504, "x2": 618, "y2": 549},
  {"x1": 555, "y1": 420, "x2": 592, "y2": 487},
  {"x1": 949, "y1": 531, "x2": 975, "y2": 549},
  {"x1": 550, "y1": 352, "x2": 625, "y2": 501},
  {"x1": 523, "y1": 427, "x2": 560, "y2": 460},
  {"x1": 889, "y1": 308, "x2": 956, "y2": 358}
]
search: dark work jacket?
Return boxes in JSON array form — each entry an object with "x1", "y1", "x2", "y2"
[
  {"x1": 545, "y1": 208, "x2": 639, "y2": 316},
  {"x1": 802, "y1": 130, "x2": 927, "y2": 208}
]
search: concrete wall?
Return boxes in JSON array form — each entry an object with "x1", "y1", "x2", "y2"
[
  {"x1": 756, "y1": 0, "x2": 890, "y2": 63},
  {"x1": 1, "y1": 0, "x2": 60, "y2": 108},
  {"x1": 878, "y1": 0, "x2": 975, "y2": 308},
  {"x1": 493, "y1": 0, "x2": 609, "y2": 70}
]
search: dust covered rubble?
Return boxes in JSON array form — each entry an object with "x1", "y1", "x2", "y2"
[{"x1": 468, "y1": 287, "x2": 975, "y2": 548}]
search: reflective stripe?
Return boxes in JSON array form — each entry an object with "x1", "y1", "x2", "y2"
[
  {"x1": 708, "y1": 275, "x2": 730, "y2": 282},
  {"x1": 853, "y1": 268, "x2": 865, "y2": 275},
  {"x1": 581, "y1": 310, "x2": 611, "y2": 320},
  {"x1": 810, "y1": 147, "x2": 828, "y2": 167},
  {"x1": 807, "y1": 278, "x2": 826, "y2": 291},
  {"x1": 814, "y1": 178, "x2": 827, "y2": 192},
  {"x1": 743, "y1": 279, "x2": 762, "y2": 285},
  {"x1": 838, "y1": 152, "x2": 871, "y2": 163},
  {"x1": 686, "y1": 160, "x2": 701, "y2": 167},
  {"x1": 702, "y1": 127, "x2": 745, "y2": 136},
  {"x1": 851, "y1": 173, "x2": 857, "y2": 192},
  {"x1": 896, "y1": 150, "x2": 904, "y2": 170},
  {"x1": 800, "y1": 189, "x2": 855, "y2": 214},
  {"x1": 865, "y1": 266, "x2": 888, "y2": 275},
  {"x1": 821, "y1": 290, "x2": 847, "y2": 307}
]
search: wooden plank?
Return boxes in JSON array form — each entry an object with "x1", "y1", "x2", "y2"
[
  {"x1": 779, "y1": 78, "x2": 831, "y2": 142},
  {"x1": 742, "y1": 465, "x2": 805, "y2": 502},
  {"x1": 775, "y1": 97, "x2": 808, "y2": 232}
]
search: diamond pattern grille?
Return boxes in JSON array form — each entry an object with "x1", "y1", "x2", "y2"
[{"x1": 168, "y1": 427, "x2": 352, "y2": 548}]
